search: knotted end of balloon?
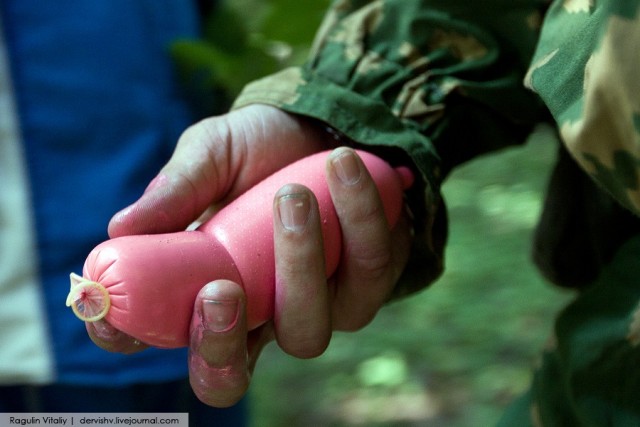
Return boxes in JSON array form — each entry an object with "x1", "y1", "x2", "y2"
[{"x1": 66, "y1": 272, "x2": 111, "y2": 322}]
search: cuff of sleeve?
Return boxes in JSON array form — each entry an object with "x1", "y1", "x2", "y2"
[{"x1": 233, "y1": 67, "x2": 442, "y2": 190}]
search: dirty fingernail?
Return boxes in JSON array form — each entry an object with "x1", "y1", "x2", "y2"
[
  {"x1": 331, "y1": 149, "x2": 361, "y2": 186},
  {"x1": 202, "y1": 300, "x2": 239, "y2": 332}
]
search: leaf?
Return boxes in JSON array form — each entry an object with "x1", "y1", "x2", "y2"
[{"x1": 201, "y1": 3, "x2": 250, "y2": 55}]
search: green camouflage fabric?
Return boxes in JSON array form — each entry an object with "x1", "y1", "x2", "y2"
[
  {"x1": 497, "y1": 234, "x2": 640, "y2": 426},
  {"x1": 502, "y1": 2, "x2": 640, "y2": 425},
  {"x1": 233, "y1": 0, "x2": 548, "y2": 296},
  {"x1": 527, "y1": 1, "x2": 640, "y2": 216},
  {"x1": 232, "y1": 0, "x2": 640, "y2": 425}
]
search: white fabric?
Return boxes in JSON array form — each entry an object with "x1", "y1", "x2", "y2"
[{"x1": 0, "y1": 13, "x2": 54, "y2": 384}]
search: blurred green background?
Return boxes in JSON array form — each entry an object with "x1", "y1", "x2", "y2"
[{"x1": 173, "y1": 1, "x2": 574, "y2": 425}]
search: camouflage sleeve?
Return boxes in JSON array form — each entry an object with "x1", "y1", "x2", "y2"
[
  {"x1": 232, "y1": 0, "x2": 547, "y2": 296},
  {"x1": 526, "y1": 1, "x2": 640, "y2": 215}
]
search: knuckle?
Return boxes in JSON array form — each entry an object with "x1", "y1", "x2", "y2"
[
  {"x1": 347, "y1": 242, "x2": 393, "y2": 282},
  {"x1": 340, "y1": 194, "x2": 385, "y2": 226}
]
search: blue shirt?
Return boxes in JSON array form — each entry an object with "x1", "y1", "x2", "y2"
[{"x1": 2, "y1": 0, "x2": 201, "y2": 385}]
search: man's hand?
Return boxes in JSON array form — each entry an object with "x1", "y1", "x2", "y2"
[{"x1": 86, "y1": 105, "x2": 412, "y2": 407}]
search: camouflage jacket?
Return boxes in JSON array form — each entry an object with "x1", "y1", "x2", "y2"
[
  {"x1": 232, "y1": 2, "x2": 640, "y2": 425},
  {"x1": 233, "y1": 0, "x2": 640, "y2": 295}
]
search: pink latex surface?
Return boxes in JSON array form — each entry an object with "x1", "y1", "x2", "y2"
[{"x1": 78, "y1": 150, "x2": 413, "y2": 348}]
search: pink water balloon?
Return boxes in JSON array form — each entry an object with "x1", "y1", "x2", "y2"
[{"x1": 67, "y1": 150, "x2": 413, "y2": 348}]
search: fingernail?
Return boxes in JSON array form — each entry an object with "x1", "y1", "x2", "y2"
[
  {"x1": 202, "y1": 300, "x2": 239, "y2": 332},
  {"x1": 331, "y1": 149, "x2": 361, "y2": 186},
  {"x1": 277, "y1": 193, "x2": 311, "y2": 232}
]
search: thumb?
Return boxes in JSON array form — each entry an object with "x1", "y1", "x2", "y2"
[
  {"x1": 107, "y1": 173, "x2": 207, "y2": 238},
  {"x1": 108, "y1": 116, "x2": 237, "y2": 237},
  {"x1": 108, "y1": 105, "x2": 329, "y2": 238}
]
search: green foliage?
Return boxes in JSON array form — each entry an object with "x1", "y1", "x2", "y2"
[
  {"x1": 259, "y1": 0, "x2": 330, "y2": 45},
  {"x1": 171, "y1": 0, "x2": 330, "y2": 109}
]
